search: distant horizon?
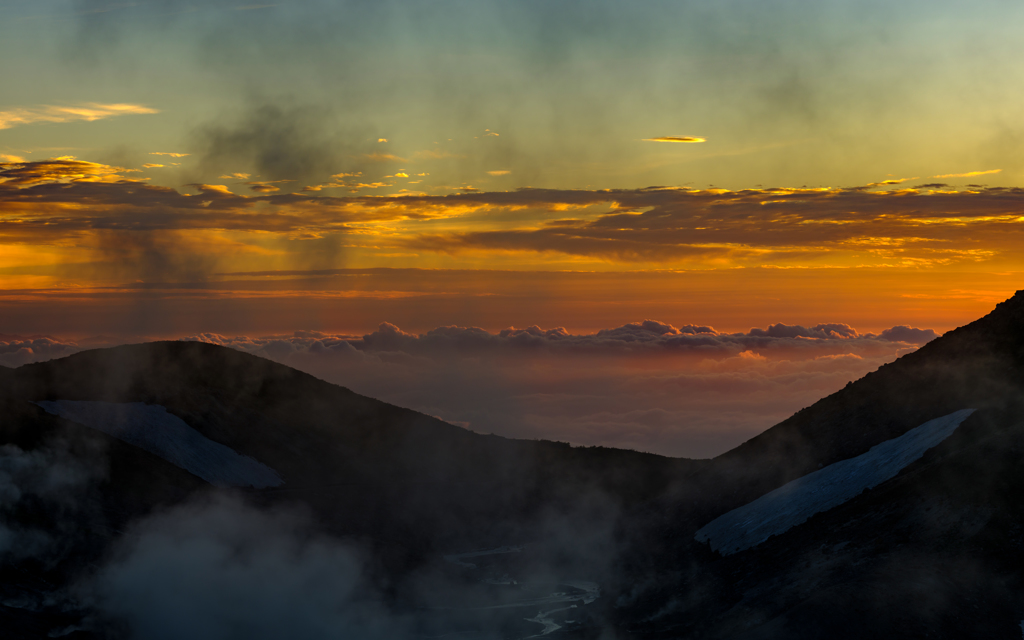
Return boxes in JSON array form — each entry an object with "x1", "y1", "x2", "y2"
[{"x1": 0, "y1": 303, "x2": 961, "y2": 459}]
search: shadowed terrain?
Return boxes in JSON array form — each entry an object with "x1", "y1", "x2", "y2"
[{"x1": 6, "y1": 293, "x2": 1024, "y2": 637}]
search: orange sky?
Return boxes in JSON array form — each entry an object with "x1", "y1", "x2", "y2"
[{"x1": 0, "y1": 158, "x2": 1021, "y2": 338}]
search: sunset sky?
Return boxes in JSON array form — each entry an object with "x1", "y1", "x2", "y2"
[{"x1": 3, "y1": 1, "x2": 1023, "y2": 456}]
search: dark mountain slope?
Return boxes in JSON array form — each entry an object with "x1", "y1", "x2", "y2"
[
  {"x1": 7, "y1": 294, "x2": 1024, "y2": 638},
  {"x1": 7, "y1": 340, "x2": 700, "y2": 558},
  {"x1": 663, "y1": 291, "x2": 1024, "y2": 531},
  {"x1": 617, "y1": 399, "x2": 1024, "y2": 638},
  {"x1": 1, "y1": 341, "x2": 707, "y2": 638},
  {"x1": 610, "y1": 293, "x2": 1024, "y2": 637}
]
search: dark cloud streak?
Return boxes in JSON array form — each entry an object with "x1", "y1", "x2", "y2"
[{"x1": 191, "y1": 103, "x2": 375, "y2": 187}]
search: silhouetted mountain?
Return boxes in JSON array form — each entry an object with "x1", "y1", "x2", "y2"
[
  {"x1": 6, "y1": 293, "x2": 1024, "y2": 638},
  {"x1": 612, "y1": 292, "x2": 1024, "y2": 638},
  {"x1": 0, "y1": 340, "x2": 697, "y2": 638}
]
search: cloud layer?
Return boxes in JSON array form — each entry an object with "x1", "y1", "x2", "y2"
[
  {"x1": 0, "y1": 318, "x2": 936, "y2": 458},
  {"x1": 0, "y1": 335, "x2": 81, "y2": 368},
  {"x1": 3, "y1": 159, "x2": 1023, "y2": 281},
  {"x1": 182, "y1": 319, "x2": 936, "y2": 458}
]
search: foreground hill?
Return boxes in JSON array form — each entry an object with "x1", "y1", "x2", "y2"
[
  {"x1": 612, "y1": 292, "x2": 1024, "y2": 638},
  {"x1": 5, "y1": 293, "x2": 1024, "y2": 638},
  {"x1": 0, "y1": 340, "x2": 698, "y2": 638}
]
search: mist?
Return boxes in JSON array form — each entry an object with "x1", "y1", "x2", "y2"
[{"x1": 90, "y1": 493, "x2": 412, "y2": 640}]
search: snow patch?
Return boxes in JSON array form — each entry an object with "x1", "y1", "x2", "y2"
[
  {"x1": 33, "y1": 401, "x2": 283, "y2": 488},
  {"x1": 695, "y1": 408, "x2": 975, "y2": 555}
]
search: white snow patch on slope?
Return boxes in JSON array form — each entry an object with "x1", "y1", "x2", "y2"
[
  {"x1": 695, "y1": 408, "x2": 975, "y2": 555},
  {"x1": 33, "y1": 400, "x2": 283, "y2": 488}
]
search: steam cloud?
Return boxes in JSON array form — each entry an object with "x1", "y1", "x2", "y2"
[
  {"x1": 92, "y1": 494, "x2": 410, "y2": 640},
  {"x1": 192, "y1": 103, "x2": 375, "y2": 187},
  {"x1": 0, "y1": 438, "x2": 107, "y2": 564}
]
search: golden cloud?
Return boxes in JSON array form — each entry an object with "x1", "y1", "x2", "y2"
[
  {"x1": 867, "y1": 177, "x2": 918, "y2": 186},
  {"x1": 190, "y1": 184, "x2": 234, "y2": 195},
  {"x1": 0, "y1": 103, "x2": 159, "y2": 130},
  {"x1": 5, "y1": 158, "x2": 1024, "y2": 271},
  {"x1": 488, "y1": 170, "x2": 511, "y2": 176},
  {"x1": 643, "y1": 136, "x2": 706, "y2": 143},
  {"x1": 0, "y1": 157, "x2": 142, "y2": 186},
  {"x1": 150, "y1": 152, "x2": 190, "y2": 158},
  {"x1": 932, "y1": 169, "x2": 1002, "y2": 179}
]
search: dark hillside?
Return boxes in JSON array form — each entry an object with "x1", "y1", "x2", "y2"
[
  {"x1": 8, "y1": 295, "x2": 1024, "y2": 638},
  {"x1": 617, "y1": 396, "x2": 1024, "y2": 638},
  {"x1": 611, "y1": 292, "x2": 1024, "y2": 638},
  {"x1": 667, "y1": 290, "x2": 1024, "y2": 528},
  {"x1": 9, "y1": 340, "x2": 699, "y2": 554}
]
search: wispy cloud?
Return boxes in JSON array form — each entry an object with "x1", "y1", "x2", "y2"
[
  {"x1": 150, "y1": 152, "x2": 190, "y2": 158},
  {"x1": 643, "y1": 136, "x2": 706, "y2": 143},
  {"x1": 488, "y1": 170, "x2": 511, "y2": 176},
  {"x1": 867, "y1": 177, "x2": 918, "y2": 186},
  {"x1": 932, "y1": 169, "x2": 1001, "y2": 179},
  {"x1": 413, "y1": 150, "x2": 461, "y2": 160},
  {"x1": 0, "y1": 103, "x2": 158, "y2": 130},
  {"x1": 245, "y1": 180, "x2": 292, "y2": 193},
  {"x1": 362, "y1": 153, "x2": 407, "y2": 163}
]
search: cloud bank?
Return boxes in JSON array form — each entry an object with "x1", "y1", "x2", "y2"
[
  {"x1": 182, "y1": 319, "x2": 937, "y2": 458},
  {"x1": 0, "y1": 318, "x2": 936, "y2": 458},
  {"x1": 0, "y1": 335, "x2": 81, "y2": 368}
]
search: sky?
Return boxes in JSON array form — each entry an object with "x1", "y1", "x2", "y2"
[{"x1": 2, "y1": 0, "x2": 1024, "y2": 456}]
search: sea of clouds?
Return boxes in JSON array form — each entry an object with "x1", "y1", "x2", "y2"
[{"x1": 1, "y1": 320, "x2": 936, "y2": 458}]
